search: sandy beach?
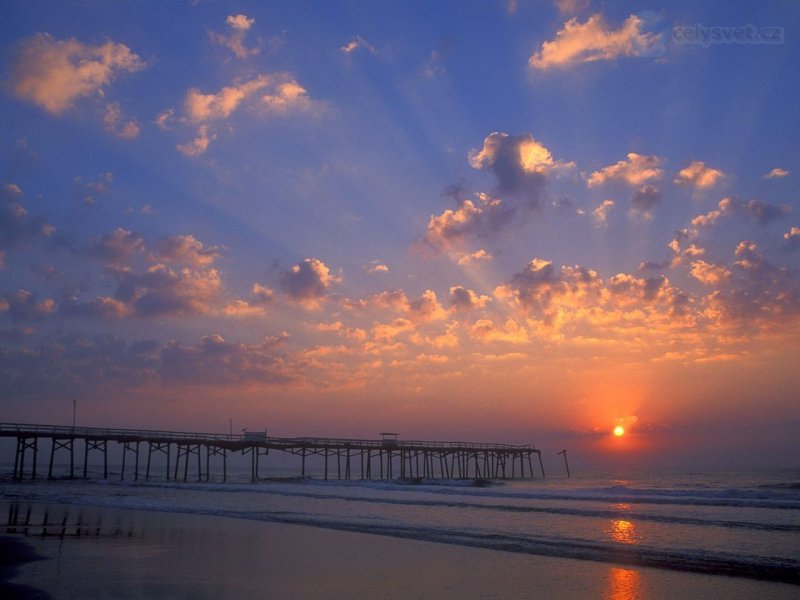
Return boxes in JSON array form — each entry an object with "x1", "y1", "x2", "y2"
[{"x1": 2, "y1": 502, "x2": 797, "y2": 599}]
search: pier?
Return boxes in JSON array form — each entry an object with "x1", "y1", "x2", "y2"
[{"x1": 1, "y1": 423, "x2": 545, "y2": 482}]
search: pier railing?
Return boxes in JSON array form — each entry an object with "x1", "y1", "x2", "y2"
[{"x1": 0, "y1": 423, "x2": 532, "y2": 450}]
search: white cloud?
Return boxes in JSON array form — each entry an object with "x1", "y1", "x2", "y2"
[
  {"x1": 530, "y1": 14, "x2": 661, "y2": 70},
  {"x1": 10, "y1": 33, "x2": 145, "y2": 114}
]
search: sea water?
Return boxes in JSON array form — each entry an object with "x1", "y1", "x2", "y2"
[{"x1": 2, "y1": 467, "x2": 799, "y2": 584}]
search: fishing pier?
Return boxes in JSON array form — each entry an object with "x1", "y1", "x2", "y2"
[{"x1": 2, "y1": 423, "x2": 545, "y2": 482}]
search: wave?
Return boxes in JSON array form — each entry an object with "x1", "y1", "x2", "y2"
[
  {"x1": 46, "y1": 500, "x2": 798, "y2": 585},
  {"x1": 126, "y1": 480, "x2": 798, "y2": 532}
]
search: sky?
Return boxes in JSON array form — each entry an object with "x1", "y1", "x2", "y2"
[{"x1": 1, "y1": 0, "x2": 798, "y2": 468}]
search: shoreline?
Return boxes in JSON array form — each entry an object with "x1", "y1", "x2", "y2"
[
  {"x1": 0, "y1": 535, "x2": 52, "y2": 599},
  {"x1": 2, "y1": 501, "x2": 798, "y2": 599}
]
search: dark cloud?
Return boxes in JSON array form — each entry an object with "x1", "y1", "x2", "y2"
[
  {"x1": 424, "y1": 193, "x2": 514, "y2": 251},
  {"x1": 0, "y1": 332, "x2": 294, "y2": 397},
  {"x1": 87, "y1": 227, "x2": 145, "y2": 266},
  {"x1": 0, "y1": 289, "x2": 56, "y2": 322},
  {"x1": 448, "y1": 286, "x2": 490, "y2": 311},
  {"x1": 468, "y1": 132, "x2": 570, "y2": 203},
  {"x1": 707, "y1": 242, "x2": 800, "y2": 327},
  {"x1": 279, "y1": 258, "x2": 336, "y2": 304},
  {"x1": 160, "y1": 333, "x2": 292, "y2": 385},
  {"x1": 110, "y1": 264, "x2": 222, "y2": 317},
  {"x1": 0, "y1": 183, "x2": 51, "y2": 250},
  {"x1": 630, "y1": 185, "x2": 661, "y2": 216}
]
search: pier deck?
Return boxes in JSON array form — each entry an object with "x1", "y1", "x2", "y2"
[{"x1": 1, "y1": 423, "x2": 545, "y2": 482}]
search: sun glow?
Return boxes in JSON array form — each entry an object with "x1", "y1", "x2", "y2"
[{"x1": 613, "y1": 425, "x2": 625, "y2": 437}]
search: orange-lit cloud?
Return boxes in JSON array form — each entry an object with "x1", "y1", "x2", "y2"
[
  {"x1": 587, "y1": 153, "x2": 663, "y2": 187},
  {"x1": 10, "y1": 33, "x2": 145, "y2": 114},
  {"x1": 530, "y1": 14, "x2": 661, "y2": 70},
  {"x1": 674, "y1": 161, "x2": 724, "y2": 189},
  {"x1": 210, "y1": 14, "x2": 260, "y2": 60}
]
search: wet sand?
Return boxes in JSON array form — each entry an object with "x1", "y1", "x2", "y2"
[{"x1": 3, "y1": 502, "x2": 798, "y2": 599}]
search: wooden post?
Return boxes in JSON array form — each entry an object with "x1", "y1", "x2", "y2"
[{"x1": 558, "y1": 449, "x2": 570, "y2": 478}]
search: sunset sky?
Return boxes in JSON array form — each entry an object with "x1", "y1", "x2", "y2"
[{"x1": 1, "y1": 1, "x2": 798, "y2": 467}]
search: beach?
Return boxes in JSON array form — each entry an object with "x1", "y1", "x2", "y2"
[{"x1": 2, "y1": 500, "x2": 798, "y2": 599}]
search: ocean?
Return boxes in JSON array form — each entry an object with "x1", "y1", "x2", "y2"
[{"x1": 2, "y1": 466, "x2": 799, "y2": 586}]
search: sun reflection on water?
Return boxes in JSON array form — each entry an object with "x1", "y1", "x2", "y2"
[
  {"x1": 606, "y1": 567, "x2": 642, "y2": 600},
  {"x1": 609, "y1": 519, "x2": 637, "y2": 544}
]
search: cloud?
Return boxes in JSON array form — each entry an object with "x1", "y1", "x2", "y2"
[
  {"x1": 587, "y1": 153, "x2": 663, "y2": 187},
  {"x1": 261, "y1": 80, "x2": 316, "y2": 113},
  {"x1": 448, "y1": 286, "x2": 491, "y2": 311},
  {"x1": 784, "y1": 227, "x2": 800, "y2": 248},
  {"x1": 87, "y1": 227, "x2": 145, "y2": 266},
  {"x1": 590, "y1": 199, "x2": 615, "y2": 227},
  {"x1": 706, "y1": 242, "x2": 800, "y2": 328},
  {"x1": 764, "y1": 168, "x2": 789, "y2": 179},
  {"x1": 223, "y1": 283, "x2": 274, "y2": 317},
  {"x1": 103, "y1": 102, "x2": 140, "y2": 139},
  {"x1": 279, "y1": 258, "x2": 338, "y2": 306},
  {"x1": 469, "y1": 132, "x2": 573, "y2": 199},
  {"x1": 152, "y1": 234, "x2": 223, "y2": 266},
  {"x1": 0, "y1": 332, "x2": 294, "y2": 395},
  {"x1": 424, "y1": 193, "x2": 512, "y2": 251},
  {"x1": 630, "y1": 185, "x2": 661, "y2": 219},
  {"x1": 184, "y1": 76, "x2": 272, "y2": 121},
  {"x1": 0, "y1": 289, "x2": 56, "y2": 322},
  {"x1": 9, "y1": 33, "x2": 144, "y2": 114},
  {"x1": 1, "y1": 183, "x2": 52, "y2": 250},
  {"x1": 529, "y1": 13, "x2": 661, "y2": 70},
  {"x1": 372, "y1": 289, "x2": 410, "y2": 311},
  {"x1": 105, "y1": 263, "x2": 224, "y2": 318},
  {"x1": 210, "y1": 14, "x2": 260, "y2": 59},
  {"x1": 341, "y1": 36, "x2": 377, "y2": 55},
  {"x1": 689, "y1": 260, "x2": 731, "y2": 285},
  {"x1": 176, "y1": 74, "x2": 320, "y2": 155},
  {"x1": 674, "y1": 161, "x2": 724, "y2": 189},
  {"x1": 408, "y1": 290, "x2": 448, "y2": 321},
  {"x1": 691, "y1": 197, "x2": 791, "y2": 231},
  {"x1": 496, "y1": 258, "x2": 692, "y2": 331},
  {"x1": 364, "y1": 261, "x2": 389, "y2": 274},
  {"x1": 555, "y1": 0, "x2": 590, "y2": 15},
  {"x1": 177, "y1": 125, "x2": 215, "y2": 156},
  {"x1": 456, "y1": 249, "x2": 492, "y2": 265},
  {"x1": 468, "y1": 318, "x2": 529, "y2": 344},
  {"x1": 162, "y1": 333, "x2": 294, "y2": 385}
]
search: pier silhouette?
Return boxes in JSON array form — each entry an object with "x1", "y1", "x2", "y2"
[{"x1": 2, "y1": 423, "x2": 545, "y2": 482}]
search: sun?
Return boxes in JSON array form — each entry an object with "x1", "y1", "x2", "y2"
[{"x1": 613, "y1": 425, "x2": 625, "y2": 437}]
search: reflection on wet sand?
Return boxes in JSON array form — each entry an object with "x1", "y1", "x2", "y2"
[{"x1": 4, "y1": 502, "x2": 135, "y2": 539}]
